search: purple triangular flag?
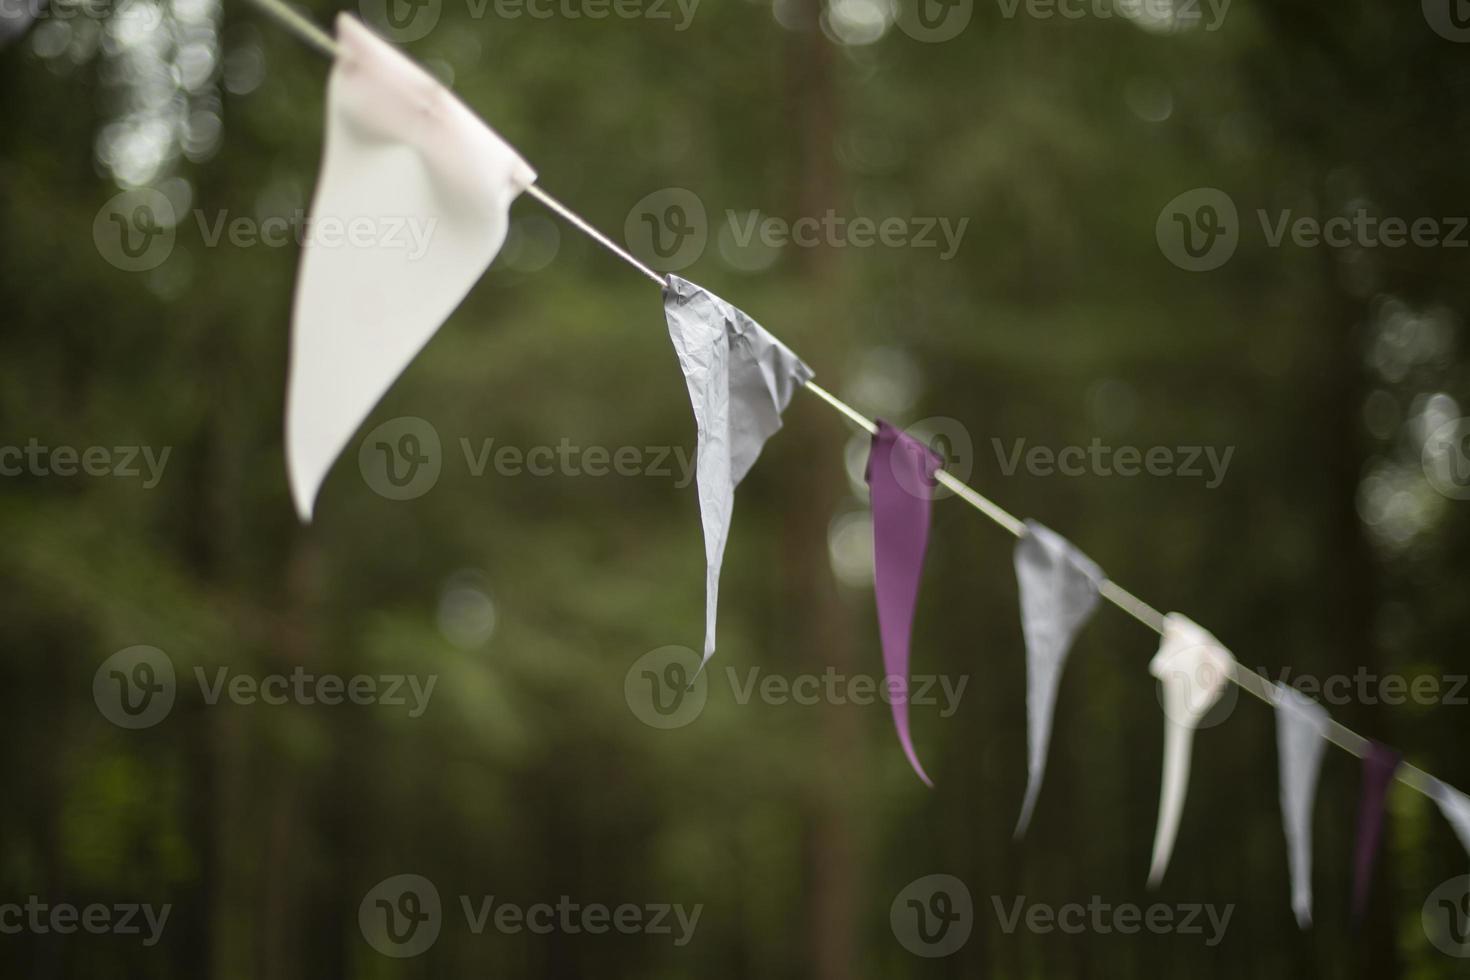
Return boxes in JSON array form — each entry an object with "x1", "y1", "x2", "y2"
[
  {"x1": 1012, "y1": 520, "x2": 1103, "y2": 837},
  {"x1": 865, "y1": 420, "x2": 942, "y2": 788},
  {"x1": 1352, "y1": 742, "x2": 1402, "y2": 920}
]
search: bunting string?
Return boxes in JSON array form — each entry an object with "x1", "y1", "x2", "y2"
[{"x1": 246, "y1": 0, "x2": 1452, "y2": 812}]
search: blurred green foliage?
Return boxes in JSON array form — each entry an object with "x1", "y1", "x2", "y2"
[{"x1": 1, "y1": 0, "x2": 1469, "y2": 975}]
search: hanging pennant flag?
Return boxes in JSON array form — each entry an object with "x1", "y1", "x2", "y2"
[
  {"x1": 285, "y1": 14, "x2": 536, "y2": 521},
  {"x1": 1431, "y1": 780, "x2": 1470, "y2": 858},
  {"x1": 1352, "y1": 742, "x2": 1403, "y2": 920},
  {"x1": 866, "y1": 420, "x2": 943, "y2": 787},
  {"x1": 1012, "y1": 520, "x2": 1103, "y2": 837},
  {"x1": 1274, "y1": 684, "x2": 1331, "y2": 928},
  {"x1": 662, "y1": 275, "x2": 814, "y2": 670},
  {"x1": 1147, "y1": 613, "x2": 1234, "y2": 887}
]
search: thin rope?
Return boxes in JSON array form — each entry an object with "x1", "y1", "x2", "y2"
[
  {"x1": 247, "y1": 0, "x2": 337, "y2": 55},
  {"x1": 524, "y1": 185, "x2": 667, "y2": 287},
  {"x1": 805, "y1": 381, "x2": 877, "y2": 435},
  {"x1": 246, "y1": 0, "x2": 1452, "y2": 802}
]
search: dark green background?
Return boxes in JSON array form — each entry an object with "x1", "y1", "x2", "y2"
[{"x1": 1, "y1": 0, "x2": 1469, "y2": 974}]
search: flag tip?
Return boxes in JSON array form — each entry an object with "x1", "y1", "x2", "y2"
[
  {"x1": 687, "y1": 648, "x2": 712, "y2": 690},
  {"x1": 289, "y1": 478, "x2": 317, "y2": 524}
]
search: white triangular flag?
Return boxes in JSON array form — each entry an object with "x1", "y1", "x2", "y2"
[
  {"x1": 1433, "y1": 781, "x2": 1470, "y2": 859},
  {"x1": 1012, "y1": 520, "x2": 1103, "y2": 837},
  {"x1": 1147, "y1": 613, "x2": 1234, "y2": 887},
  {"x1": 1274, "y1": 684, "x2": 1330, "y2": 928},
  {"x1": 662, "y1": 275, "x2": 813, "y2": 669},
  {"x1": 286, "y1": 14, "x2": 535, "y2": 520}
]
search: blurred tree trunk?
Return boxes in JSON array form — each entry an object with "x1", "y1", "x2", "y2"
[
  {"x1": 782, "y1": 4, "x2": 864, "y2": 980},
  {"x1": 1317, "y1": 243, "x2": 1395, "y2": 980}
]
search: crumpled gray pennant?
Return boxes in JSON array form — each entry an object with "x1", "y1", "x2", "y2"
[
  {"x1": 1274, "y1": 684, "x2": 1330, "y2": 928},
  {"x1": 663, "y1": 275, "x2": 813, "y2": 669},
  {"x1": 1012, "y1": 520, "x2": 1103, "y2": 837},
  {"x1": 1147, "y1": 613, "x2": 1234, "y2": 887}
]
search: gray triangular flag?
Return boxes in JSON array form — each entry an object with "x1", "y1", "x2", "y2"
[
  {"x1": 1432, "y1": 780, "x2": 1470, "y2": 858},
  {"x1": 1148, "y1": 613, "x2": 1234, "y2": 887},
  {"x1": 1012, "y1": 520, "x2": 1103, "y2": 837},
  {"x1": 1274, "y1": 684, "x2": 1330, "y2": 928},
  {"x1": 662, "y1": 275, "x2": 813, "y2": 669}
]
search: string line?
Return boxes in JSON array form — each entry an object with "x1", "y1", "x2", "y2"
[
  {"x1": 244, "y1": 0, "x2": 1453, "y2": 805},
  {"x1": 524, "y1": 185, "x2": 667, "y2": 287},
  {"x1": 249, "y1": 0, "x2": 337, "y2": 54}
]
